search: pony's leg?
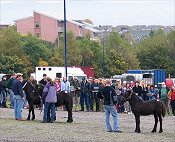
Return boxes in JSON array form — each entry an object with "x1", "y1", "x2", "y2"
[
  {"x1": 152, "y1": 113, "x2": 158, "y2": 133},
  {"x1": 158, "y1": 115, "x2": 163, "y2": 133},
  {"x1": 65, "y1": 104, "x2": 73, "y2": 123},
  {"x1": 31, "y1": 105, "x2": 35, "y2": 120},
  {"x1": 27, "y1": 104, "x2": 31, "y2": 121},
  {"x1": 134, "y1": 114, "x2": 140, "y2": 133}
]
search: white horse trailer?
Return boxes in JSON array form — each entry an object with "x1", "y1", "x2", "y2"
[{"x1": 34, "y1": 67, "x2": 87, "y2": 83}]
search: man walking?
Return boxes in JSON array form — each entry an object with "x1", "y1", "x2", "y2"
[
  {"x1": 98, "y1": 79, "x2": 122, "y2": 133},
  {"x1": 12, "y1": 73, "x2": 25, "y2": 121}
]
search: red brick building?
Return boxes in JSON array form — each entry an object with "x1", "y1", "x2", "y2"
[{"x1": 15, "y1": 11, "x2": 99, "y2": 43}]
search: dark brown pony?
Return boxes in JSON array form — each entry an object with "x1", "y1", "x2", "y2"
[
  {"x1": 124, "y1": 90, "x2": 166, "y2": 133},
  {"x1": 23, "y1": 82, "x2": 73, "y2": 123}
]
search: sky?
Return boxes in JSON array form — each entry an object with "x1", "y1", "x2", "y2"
[{"x1": 0, "y1": 0, "x2": 175, "y2": 26}]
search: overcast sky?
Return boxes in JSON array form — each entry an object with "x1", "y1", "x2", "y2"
[{"x1": 0, "y1": 0, "x2": 175, "y2": 26}]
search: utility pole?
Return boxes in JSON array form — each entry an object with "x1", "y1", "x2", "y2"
[{"x1": 64, "y1": 0, "x2": 67, "y2": 77}]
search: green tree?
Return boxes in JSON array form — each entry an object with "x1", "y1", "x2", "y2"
[
  {"x1": 22, "y1": 34, "x2": 52, "y2": 71},
  {"x1": 0, "y1": 54, "x2": 28, "y2": 77}
]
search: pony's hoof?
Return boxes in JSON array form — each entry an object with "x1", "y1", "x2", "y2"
[
  {"x1": 159, "y1": 130, "x2": 163, "y2": 133},
  {"x1": 67, "y1": 120, "x2": 73, "y2": 123},
  {"x1": 151, "y1": 130, "x2": 156, "y2": 133},
  {"x1": 27, "y1": 118, "x2": 30, "y2": 121},
  {"x1": 135, "y1": 130, "x2": 140, "y2": 133},
  {"x1": 31, "y1": 117, "x2": 35, "y2": 120}
]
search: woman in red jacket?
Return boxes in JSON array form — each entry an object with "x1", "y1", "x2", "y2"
[{"x1": 171, "y1": 86, "x2": 175, "y2": 116}]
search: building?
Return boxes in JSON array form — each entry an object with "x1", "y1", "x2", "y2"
[
  {"x1": 15, "y1": 11, "x2": 99, "y2": 43},
  {"x1": 0, "y1": 25, "x2": 9, "y2": 30}
]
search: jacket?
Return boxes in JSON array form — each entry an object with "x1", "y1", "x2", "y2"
[
  {"x1": 12, "y1": 79, "x2": 23, "y2": 98},
  {"x1": 80, "y1": 81, "x2": 90, "y2": 94},
  {"x1": 98, "y1": 86, "x2": 117, "y2": 105},
  {"x1": 43, "y1": 82, "x2": 57, "y2": 103}
]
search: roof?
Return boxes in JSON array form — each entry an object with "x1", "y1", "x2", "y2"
[{"x1": 14, "y1": 16, "x2": 34, "y2": 22}]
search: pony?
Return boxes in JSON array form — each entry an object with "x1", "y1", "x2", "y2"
[
  {"x1": 23, "y1": 82, "x2": 73, "y2": 123},
  {"x1": 123, "y1": 90, "x2": 166, "y2": 133}
]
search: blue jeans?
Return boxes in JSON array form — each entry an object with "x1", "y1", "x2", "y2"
[
  {"x1": 80, "y1": 93, "x2": 89, "y2": 111},
  {"x1": 43, "y1": 102, "x2": 56, "y2": 122},
  {"x1": 8, "y1": 89, "x2": 14, "y2": 108},
  {"x1": 104, "y1": 105, "x2": 120, "y2": 131},
  {"x1": 1, "y1": 90, "x2": 7, "y2": 107},
  {"x1": 13, "y1": 95, "x2": 23, "y2": 119}
]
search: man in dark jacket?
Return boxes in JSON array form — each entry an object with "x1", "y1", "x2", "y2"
[
  {"x1": 90, "y1": 79, "x2": 100, "y2": 111},
  {"x1": 12, "y1": 73, "x2": 25, "y2": 121},
  {"x1": 0, "y1": 75, "x2": 8, "y2": 108},
  {"x1": 98, "y1": 79, "x2": 122, "y2": 133},
  {"x1": 71, "y1": 77, "x2": 80, "y2": 112},
  {"x1": 132, "y1": 81, "x2": 142, "y2": 100},
  {"x1": 39, "y1": 74, "x2": 47, "y2": 86},
  {"x1": 80, "y1": 77, "x2": 90, "y2": 111}
]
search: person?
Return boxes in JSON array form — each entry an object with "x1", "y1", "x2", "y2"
[
  {"x1": 23, "y1": 76, "x2": 36, "y2": 108},
  {"x1": 132, "y1": 81, "x2": 142, "y2": 100},
  {"x1": 39, "y1": 74, "x2": 47, "y2": 86},
  {"x1": 124, "y1": 83, "x2": 132, "y2": 114},
  {"x1": 7, "y1": 73, "x2": 16, "y2": 109},
  {"x1": 88, "y1": 77, "x2": 93, "y2": 111},
  {"x1": 60, "y1": 77, "x2": 70, "y2": 111},
  {"x1": 0, "y1": 75, "x2": 8, "y2": 108},
  {"x1": 147, "y1": 85, "x2": 157, "y2": 101},
  {"x1": 12, "y1": 73, "x2": 25, "y2": 121},
  {"x1": 91, "y1": 79, "x2": 100, "y2": 112},
  {"x1": 80, "y1": 77, "x2": 90, "y2": 111},
  {"x1": 170, "y1": 86, "x2": 175, "y2": 116},
  {"x1": 42, "y1": 78, "x2": 57, "y2": 123},
  {"x1": 54, "y1": 77, "x2": 61, "y2": 93},
  {"x1": 71, "y1": 76, "x2": 80, "y2": 112},
  {"x1": 98, "y1": 79, "x2": 122, "y2": 133},
  {"x1": 159, "y1": 82, "x2": 170, "y2": 114},
  {"x1": 99, "y1": 78, "x2": 105, "y2": 112},
  {"x1": 140, "y1": 80, "x2": 147, "y2": 101},
  {"x1": 115, "y1": 84, "x2": 125, "y2": 113},
  {"x1": 145, "y1": 84, "x2": 151, "y2": 101},
  {"x1": 60, "y1": 77, "x2": 70, "y2": 93}
]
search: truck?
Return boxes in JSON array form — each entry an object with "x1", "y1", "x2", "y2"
[
  {"x1": 127, "y1": 69, "x2": 166, "y2": 87},
  {"x1": 34, "y1": 66, "x2": 87, "y2": 83}
]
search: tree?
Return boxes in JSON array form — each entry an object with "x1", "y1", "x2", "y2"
[
  {"x1": 22, "y1": 34, "x2": 52, "y2": 71},
  {"x1": 136, "y1": 29, "x2": 174, "y2": 76},
  {"x1": 0, "y1": 54, "x2": 28, "y2": 77}
]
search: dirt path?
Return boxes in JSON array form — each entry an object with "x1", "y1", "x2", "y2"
[{"x1": 0, "y1": 108, "x2": 175, "y2": 142}]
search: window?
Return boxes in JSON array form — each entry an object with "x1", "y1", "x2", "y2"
[
  {"x1": 49, "y1": 68, "x2": 52, "y2": 71},
  {"x1": 43, "y1": 68, "x2": 46, "y2": 71},
  {"x1": 38, "y1": 68, "x2": 41, "y2": 70},
  {"x1": 35, "y1": 22, "x2": 40, "y2": 28},
  {"x1": 56, "y1": 73, "x2": 62, "y2": 78}
]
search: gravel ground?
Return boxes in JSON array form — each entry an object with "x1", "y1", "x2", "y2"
[{"x1": 0, "y1": 108, "x2": 175, "y2": 142}]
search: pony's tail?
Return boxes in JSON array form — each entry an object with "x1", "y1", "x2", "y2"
[{"x1": 161, "y1": 101, "x2": 166, "y2": 117}]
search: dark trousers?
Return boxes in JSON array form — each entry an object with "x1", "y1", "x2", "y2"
[
  {"x1": 171, "y1": 100, "x2": 175, "y2": 115},
  {"x1": 90, "y1": 92, "x2": 100, "y2": 111},
  {"x1": 80, "y1": 93, "x2": 89, "y2": 111}
]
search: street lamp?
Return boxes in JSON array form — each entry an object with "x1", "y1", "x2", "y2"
[
  {"x1": 64, "y1": 0, "x2": 68, "y2": 77},
  {"x1": 99, "y1": 35, "x2": 105, "y2": 74}
]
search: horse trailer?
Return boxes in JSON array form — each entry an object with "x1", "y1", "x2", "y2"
[{"x1": 34, "y1": 66, "x2": 87, "y2": 83}]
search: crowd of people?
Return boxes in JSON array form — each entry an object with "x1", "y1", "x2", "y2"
[{"x1": 0, "y1": 73, "x2": 175, "y2": 131}]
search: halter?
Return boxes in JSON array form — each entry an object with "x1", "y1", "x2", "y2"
[{"x1": 124, "y1": 91, "x2": 132, "y2": 101}]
